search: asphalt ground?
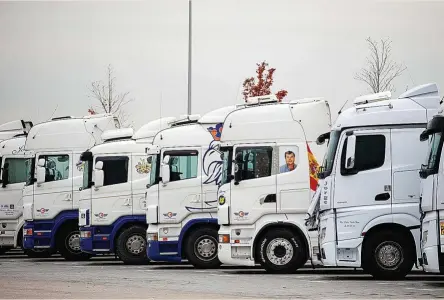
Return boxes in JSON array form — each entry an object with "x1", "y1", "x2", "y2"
[{"x1": 1, "y1": 249, "x2": 443, "y2": 299}]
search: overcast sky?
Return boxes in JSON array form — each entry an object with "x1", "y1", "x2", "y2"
[{"x1": 1, "y1": 0, "x2": 443, "y2": 130}]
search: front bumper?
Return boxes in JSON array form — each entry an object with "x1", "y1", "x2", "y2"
[
  {"x1": 318, "y1": 210, "x2": 362, "y2": 268},
  {"x1": 79, "y1": 226, "x2": 113, "y2": 254},
  {"x1": 217, "y1": 226, "x2": 255, "y2": 267},
  {"x1": 146, "y1": 226, "x2": 182, "y2": 263},
  {"x1": 23, "y1": 221, "x2": 54, "y2": 250},
  {"x1": 0, "y1": 219, "x2": 19, "y2": 247}
]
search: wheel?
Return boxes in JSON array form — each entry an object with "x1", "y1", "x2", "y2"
[
  {"x1": 256, "y1": 228, "x2": 307, "y2": 274},
  {"x1": 23, "y1": 249, "x2": 52, "y2": 258},
  {"x1": 362, "y1": 230, "x2": 414, "y2": 280},
  {"x1": 184, "y1": 227, "x2": 221, "y2": 269},
  {"x1": 57, "y1": 228, "x2": 92, "y2": 261},
  {"x1": 116, "y1": 225, "x2": 149, "y2": 265}
]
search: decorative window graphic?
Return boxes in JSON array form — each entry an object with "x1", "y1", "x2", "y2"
[
  {"x1": 135, "y1": 158, "x2": 151, "y2": 174},
  {"x1": 207, "y1": 123, "x2": 223, "y2": 141}
]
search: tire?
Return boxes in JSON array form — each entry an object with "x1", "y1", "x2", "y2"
[
  {"x1": 24, "y1": 249, "x2": 52, "y2": 258},
  {"x1": 116, "y1": 225, "x2": 149, "y2": 265},
  {"x1": 362, "y1": 230, "x2": 414, "y2": 280},
  {"x1": 57, "y1": 228, "x2": 92, "y2": 261},
  {"x1": 184, "y1": 227, "x2": 221, "y2": 269},
  {"x1": 256, "y1": 228, "x2": 307, "y2": 274}
]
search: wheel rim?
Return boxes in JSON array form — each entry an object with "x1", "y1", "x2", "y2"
[
  {"x1": 126, "y1": 234, "x2": 146, "y2": 255},
  {"x1": 266, "y1": 238, "x2": 294, "y2": 266},
  {"x1": 375, "y1": 241, "x2": 404, "y2": 270},
  {"x1": 194, "y1": 235, "x2": 217, "y2": 261},
  {"x1": 66, "y1": 231, "x2": 81, "y2": 253}
]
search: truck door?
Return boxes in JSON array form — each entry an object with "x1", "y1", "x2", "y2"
[
  {"x1": 0, "y1": 155, "x2": 29, "y2": 220},
  {"x1": 276, "y1": 142, "x2": 311, "y2": 214},
  {"x1": 332, "y1": 129, "x2": 392, "y2": 240},
  {"x1": 33, "y1": 152, "x2": 73, "y2": 220},
  {"x1": 91, "y1": 155, "x2": 132, "y2": 225},
  {"x1": 131, "y1": 153, "x2": 150, "y2": 216},
  {"x1": 230, "y1": 143, "x2": 277, "y2": 224},
  {"x1": 158, "y1": 147, "x2": 201, "y2": 224},
  {"x1": 390, "y1": 128, "x2": 426, "y2": 217}
]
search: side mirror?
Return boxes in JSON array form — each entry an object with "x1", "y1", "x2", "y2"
[
  {"x1": 36, "y1": 165, "x2": 45, "y2": 184},
  {"x1": 37, "y1": 158, "x2": 46, "y2": 167},
  {"x1": 1, "y1": 167, "x2": 8, "y2": 188},
  {"x1": 345, "y1": 135, "x2": 356, "y2": 169},
  {"x1": 161, "y1": 155, "x2": 170, "y2": 184},
  {"x1": 93, "y1": 161, "x2": 104, "y2": 188},
  {"x1": 234, "y1": 152, "x2": 243, "y2": 184},
  {"x1": 419, "y1": 129, "x2": 430, "y2": 142}
]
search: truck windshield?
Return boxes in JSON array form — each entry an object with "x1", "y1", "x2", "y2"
[
  {"x1": 319, "y1": 130, "x2": 340, "y2": 178},
  {"x1": 220, "y1": 147, "x2": 233, "y2": 186},
  {"x1": 25, "y1": 157, "x2": 35, "y2": 186},
  {"x1": 426, "y1": 132, "x2": 442, "y2": 170},
  {"x1": 149, "y1": 154, "x2": 159, "y2": 187}
]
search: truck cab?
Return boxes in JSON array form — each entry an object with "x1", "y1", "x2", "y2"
[
  {"x1": 78, "y1": 117, "x2": 175, "y2": 264},
  {"x1": 317, "y1": 83, "x2": 441, "y2": 279},
  {"x1": 146, "y1": 106, "x2": 242, "y2": 268},
  {"x1": 22, "y1": 114, "x2": 119, "y2": 260},
  {"x1": 216, "y1": 96, "x2": 331, "y2": 273},
  {"x1": 419, "y1": 113, "x2": 444, "y2": 274},
  {"x1": 0, "y1": 120, "x2": 33, "y2": 255}
]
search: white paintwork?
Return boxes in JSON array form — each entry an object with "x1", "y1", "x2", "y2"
[
  {"x1": 0, "y1": 120, "x2": 33, "y2": 248},
  {"x1": 22, "y1": 114, "x2": 118, "y2": 223},
  {"x1": 78, "y1": 117, "x2": 175, "y2": 229},
  {"x1": 317, "y1": 83, "x2": 441, "y2": 272},
  {"x1": 145, "y1": 105, "x2": 242, "y2": 248},
  {"x1": 216, "y1": 99, "x2": 331, "y2": 267},
  {"x1": 419, "y1": 110, "x2": 444, "y2": 273}
]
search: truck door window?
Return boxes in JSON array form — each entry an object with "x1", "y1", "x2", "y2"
[
  {"x1": 166, "y1": 152, "x2": 198, "y2": 182},
  {"x1": 96, "y1": 156, "x2": 129, "y2": 186},
  {"x1": 341, "y1": 135, "x2": 385, "y2": 173},
  {"x1": 40, "y1": 155, "x2": 70, "y2": 182},
  {"x1": 4, "y1": 158, "x2": 27, "y2": 184},
  {"x1": 236, "y1": 147, "x2": 272, "y2": 180}
]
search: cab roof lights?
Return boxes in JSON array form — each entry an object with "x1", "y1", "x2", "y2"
[
  {"x1": 169, "y1": 114, "x2": 201, "y2": 126},
  {"x1": 245, "y1": 94, "x2": 279, "y2": 105},
  {"x1": 353, "y1": 91, "x2": 392, "y2": 106}
]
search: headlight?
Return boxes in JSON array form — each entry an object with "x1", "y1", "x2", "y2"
[
  {"x1": 147, "y1": 233, "x2": 158, "y2": 241},
  {"x1": 80, "y1": 231, "x2": 91, "y2": 238}
]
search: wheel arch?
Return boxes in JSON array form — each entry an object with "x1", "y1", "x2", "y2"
[
  {"x1": 179, "y1": 218, "x2": 219, "y2": 258},
  {"x1": 252, "y1": 222, "x2": 309, "y2": 263}
]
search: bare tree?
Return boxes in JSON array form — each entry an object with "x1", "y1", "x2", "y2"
[
  {"x1": 354, "y1": 37, "x2": 406, "y2": 93},
  {"x1": 88, "y1": 64, "x2": 133, "y2": 127}
]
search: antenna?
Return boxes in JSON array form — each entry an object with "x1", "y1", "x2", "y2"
[
  {"x1": 337, "y1": 98, "x2": 349, "y2": 115},
  {"x1": 48, "y1": 104, "x2": 59, "y2": 121}
]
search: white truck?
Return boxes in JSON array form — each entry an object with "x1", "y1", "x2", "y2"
[
  {"x1": 418, "y1": 111, "x2": 444, "y2": 274},
  {"x1": 0, "y1": 120, "x2": 33, "y2": 255},
  {"x1": 216, "y1": 96, "x2": 331, "y2": 273},
  {"x1": 316, "y1": 83, "x2": 441, "y2": 279},
  {"x1": 22, "y1": 114, "x2": 119, "y2": 260},
  {"x1": 146, "y1": 105, "x2": 242, "y2": 268},
  {"x1": 78, "y1": 117, "x2": 176, "y2": 264}
]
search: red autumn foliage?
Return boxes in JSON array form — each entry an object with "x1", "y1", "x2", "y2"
[
  {"x1": 242, "y1": 61, "x2": 288, "y2": 102},
  {"x1": 88, "y1": 108, "x2": 96, "y2": 115}
]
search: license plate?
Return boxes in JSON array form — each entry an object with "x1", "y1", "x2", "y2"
[{"x1": 440, "y1": 221, "x2": 444, "y2": 236}]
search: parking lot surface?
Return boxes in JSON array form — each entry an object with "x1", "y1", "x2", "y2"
[{"x1": 1, "y1": 250, "x2": 443, "y2": 299}]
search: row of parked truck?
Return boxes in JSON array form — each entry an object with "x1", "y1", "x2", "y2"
[{"x1": 0, "y1": 82, "x2": 443, "y2": 279}]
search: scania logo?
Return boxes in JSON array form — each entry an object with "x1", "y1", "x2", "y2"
[
  {"x1": 94, "y1": 212, "x2": 108, "y2": 219},
  {"x1": 37, "y1": 208, "x2": 49, "y2": 214},
  {"x1": 163, "y1": 212, "x2": 177, "y2": 219}
]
